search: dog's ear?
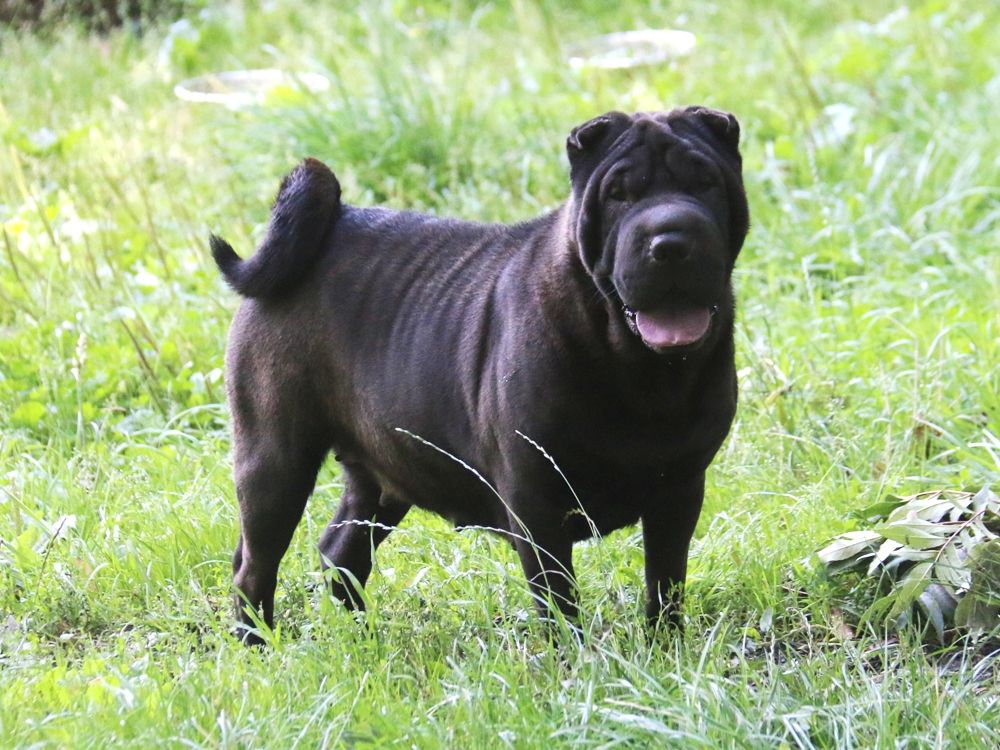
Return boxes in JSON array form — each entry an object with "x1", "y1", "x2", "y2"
[
  {"x1": 566, "y1": 113, "x2": 631, "y2": 276},
  {"x1": 683, "y1": 106, "x2": 740, "y2": 151},
  {"x1": 567, "y1": 112, "x2": 631, "y2": 162},
  {"x1": 567, "y1": 115, "x2": 612, "y2": 153}
]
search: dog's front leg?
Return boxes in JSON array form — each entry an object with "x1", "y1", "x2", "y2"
[
  {"x1": 641, "y1": 472, "x2": 705, "y2": 633},
  {"x1": 509, "y1": 512, "x2": 579, "y2": 629}
]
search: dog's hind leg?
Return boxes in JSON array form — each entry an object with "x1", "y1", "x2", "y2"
[
  {"x1": 318, "y1": 465, "x2": 409, "y2": 610},
  {"x1": 230, "y1": 428, "x2": 327, "y2": 646}
]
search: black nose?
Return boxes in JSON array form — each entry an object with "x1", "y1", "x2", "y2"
[{"x1": 649, "y1": 232, "x2": 692, "y2": 263}]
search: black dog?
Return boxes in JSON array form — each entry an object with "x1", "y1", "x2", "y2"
[{"x1": 211, "y1": 107, "x2": 748, "y2": 645}]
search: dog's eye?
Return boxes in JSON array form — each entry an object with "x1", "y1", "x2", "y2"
[
  {"x1": 689, "y1": 161, "x2": 716, "y2": 192},
  {"x1": 669, "y1": 151, "x2": 716, "y2": 192},
  {"x1": 605, "y1": 173, "x2": 629, "y2": 202}
]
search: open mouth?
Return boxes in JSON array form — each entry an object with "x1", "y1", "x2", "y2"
[{"x1": 623, "y1": 301, "x2": 718, "y2": 352}]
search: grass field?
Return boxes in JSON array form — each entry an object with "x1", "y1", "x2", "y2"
[{"x1": 1, "y1": 0, "x2": 998, "y2": 746}]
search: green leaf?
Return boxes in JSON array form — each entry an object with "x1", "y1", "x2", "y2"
[
  {"x1": 933, "y1": 542, "x2": 971, "y2": 591},
  {"x1": 967, "y1": 539, "x2": 1000, "y2": 604},
  {"x1": 852, "y1": 497, "x2": 905, "y2": 521},
  {"x1": 817, "y1": 530, "x2": 881, "y2": 564},
  {"x1": 874, "y1": 517, "x2": 950, "y2": 550},
  {"x1": 954, "y1": 539, "x2": 1000, "y2": 632},
  {"x1": 867, "y1": 538, "x2": 903, "y2": 574},
  {"x1": 970, "y1": 486, "x2": 1000, "y2": 516},
  {"x1": 916, "y1": 584, "x2": 956, "y2": 643},
  {"x1": 893, "y1": 547, "x2": 937, "y2": 562},
  {"x1": 887, "y1": 561, "x2": 934, "y2": 620},
  {"x1": 954, "y1": 593, "x2": 1000, "y2": 632},
  {"x1": 886, "y1": 496, "x2": 954, "y2": 524}
]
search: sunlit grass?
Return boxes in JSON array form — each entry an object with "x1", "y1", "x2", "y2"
[{"x1": 1, "y1": 0, "x2": 998, "y2": 747}]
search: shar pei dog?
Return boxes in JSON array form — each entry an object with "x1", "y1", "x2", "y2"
[{"x1": 211, "y1": 107, "x2": 749, "y2": 645}]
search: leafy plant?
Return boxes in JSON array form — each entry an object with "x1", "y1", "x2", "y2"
[{"x1": 817, "y1": 488, "x2": 1000, "y2": 641}]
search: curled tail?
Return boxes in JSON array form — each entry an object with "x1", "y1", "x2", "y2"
[{"x1": 211, "y1": 157, "x2": 341, "y2": 298}]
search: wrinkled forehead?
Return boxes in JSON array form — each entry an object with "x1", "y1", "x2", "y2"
[
  {"x1": 635, "y1": 112, "x2": 676, "y2": 139},
  {"x1": 610, "y1": 113, "x2": 701, "y2": 159}
]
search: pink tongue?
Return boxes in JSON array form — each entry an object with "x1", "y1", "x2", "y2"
[{"x1": 635, "y1": 306, "x2": 711, "y2": 348}]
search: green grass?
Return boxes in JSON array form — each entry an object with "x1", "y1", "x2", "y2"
[{"x1": 1, "y1": 0, "x2": 999, "y2": 746}]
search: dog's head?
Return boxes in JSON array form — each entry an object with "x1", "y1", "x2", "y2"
[{"x1": 567, "y1": 108, "x2": 748, "y2": 354}]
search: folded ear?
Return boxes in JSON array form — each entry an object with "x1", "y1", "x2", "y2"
[
  {"x1": 567, "y1": 115, "x2": 611, "y2": 153},
  {"x1": 684, "y1": 106, "x2": 740, "y2": 151},
  {"x1": 566, "y1": 111, "x2": 631, "y2": 157}
]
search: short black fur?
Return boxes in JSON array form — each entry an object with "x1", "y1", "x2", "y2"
[{"x1": 212, "y1": 107, "x2": 750, "y2": 646}]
